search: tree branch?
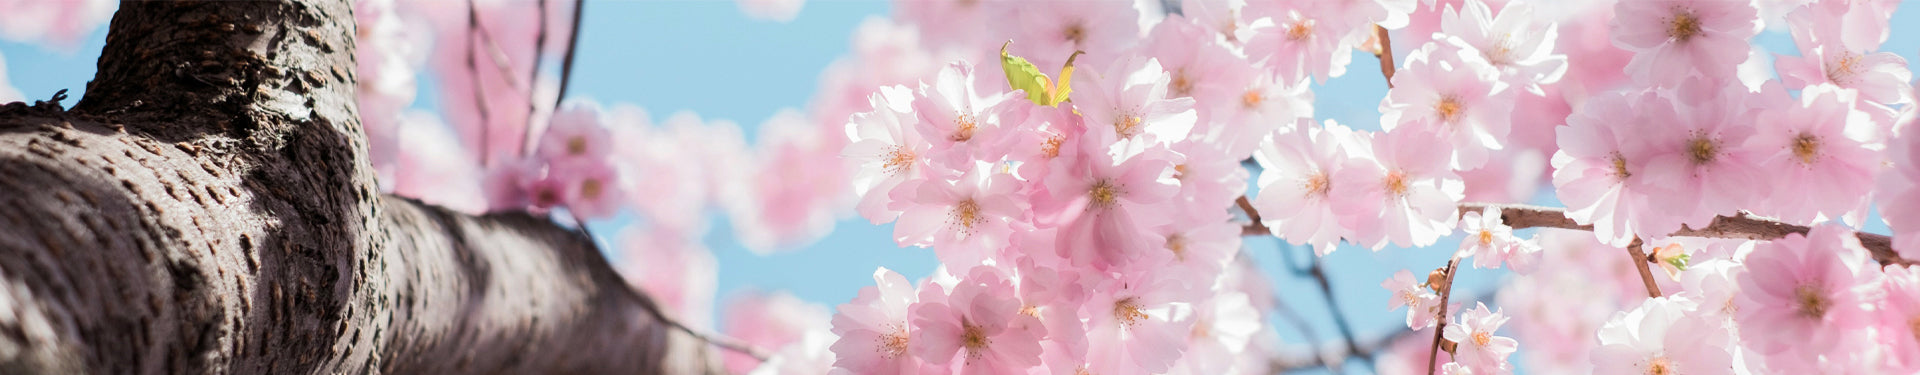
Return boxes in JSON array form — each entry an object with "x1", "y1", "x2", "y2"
[
  {"x1": 1239, "y1": 200, "x2": 1913, "y2": 266},
  {"x1": 1626, "y1": 239, "x2": 1662, "y2": 298},
  {"x1": 1373, "y1": 25, "x2": 1395, "y2": 89},
  {"x1": 0, "y1": 1, "x2": 722, "y2": 373},
  {"x1": 1426, "y1": 257, "x2": 1459, "y2": 375}
]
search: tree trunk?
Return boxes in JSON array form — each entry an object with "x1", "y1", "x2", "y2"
[{"x1": 0, "y1": 1, "x2": 716, "y2": 374}]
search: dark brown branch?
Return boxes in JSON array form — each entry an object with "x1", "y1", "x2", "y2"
[
  {"x1": 1627, "y1": 239, "x2": 1662, "y2": 298},
  {"x1": 1374, "y1": 25, "x2": 1395, "y2": 89},
  {"x1": 1458, "y1": 202, "x2": 1910, "y2": 266},
  {"x1": 1239, "y1": 200, "x2": 1912, "y2": 266},
  {"x1": 1426, "y1": 257, "x2": 1459, "y2": 375},
  {"x1": 0, "y1": 1, "x2": 721, "y2": 373}
]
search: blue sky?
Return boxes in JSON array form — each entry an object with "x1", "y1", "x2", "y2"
[{"x1": 6, "y1": 1, "x2": 1920, "y2": 373}]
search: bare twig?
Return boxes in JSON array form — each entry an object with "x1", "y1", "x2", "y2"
[
  {"x1": 1426, "y1": 257, "x2": 1459, "y2": 375},
  {"x1": 1626, "y1": 238, "x2": 1662, "y2": 298},
  {"x1": 525, "y1": 0, "x2": 550, "y2": 155},
  {"x1": 1307, "y1": 256, "x2": 1371, "y2": 364},
  {"x1": 1458, "y1": 202, "x2": 1909, "y2": 266},
  {"x1": 554, "y1": 0, "x2": 586, "y2": 111},
  {"x1": 467, "y1": 3, "x2": 494, "y2": 166},
  {"x1": 1238, "y1": 200, "x2": 1912, "y2": 266},
  {"x1": 1374, "y1": 25, "x2": 1395, "y2": 88}
]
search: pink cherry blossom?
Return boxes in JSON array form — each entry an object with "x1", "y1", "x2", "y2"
[
  {"x1": 1734, "y1": 224, "x2": 1885, "y2": 370},
  {"x1": 913, "y1": 61, "x2": 1027, "y2": 169},
  {"x1": 1443, "y1": 302, "x2": 1517, "y2": 375},
  {"x1": 1037, "y1": 133, "x2": 1180, "y2": 271},
  {"x1": 1591, "y1": 296, "x2": 1734, "y2": 375},
  {"x1": 536, "y1": 101, "x2": 614, "y2": 165},
  {"x1": 890, "y1": 163, "x2": 1027, "y2": 267},
  {"x1": 829, "y1": 268, "x2": 926, "y2": 375},
  {"x1": 845, "y1": 85, "x2": 930, "y2": 224},
  {"x1": 1634, "y1": 79, "x2": 1767, "y2": 235},
  {"x1": 551, "y1": 156, "x2": 624, "y2": 219},
  {"x1": 1551, "y1": 90, "x2": 1659, "y2": 247},
  {"x1": 1457, "y1": 207, "x2": 1520, "y2": 270},
  {"x1": 909, "y1": 266, "x2": 1046, "y2": 375},
  {"x1": 1384, "y1": 269, "x2": 1443, "y2": 329},
  {"x1": 894, "y1": 0, "x2": 1013, "y2": 52},
  {"x1": 1073, "y1": 57, "x2": 1198, "y2": 152},
  {"x1": 1165, "y1": 139, "x2": 1249, "y2": 215},
  {"x1": 617, "y1": 225, "x2": 718, "y2": 330},
  {"x1": 751, "y1": 330, "x2": 838, "y2": 375},
  {"x1": 1083, "y1": 271, "x2": 1196, "y2": 375},
  {"x1": 1877, "y1": 264, "x2": 1920, "y2": 371},
  {"x1": 1380, "y1": 41, "x2": 1514, "y2": 170},
  {"x1": 1884, "y1": 118, "x2": 1920, "y2": 259},
  {"x1": 1181, "y1": 0, "x2": 1253, "y2": 45},
  {"x1": 1244, "y1": 2, "x2": 1359, "y2": 83},
  {"x1": 1140, "y1": 17, "x2": 1254, "y2": 130},
  {"x1": 724, "y1": 290, "x2": 834, "y2": 374},
  {"x1": 1332, "y1": 128, "x2": 1464, "y2": 249},
  {"x1": 1775, "y1": 1, "x2": 1913, "y2": 107},
  {"x1": 1169, "y1": 291, "x2": 1263, "y2": 375},
  {"x1": 1254, "y1": 120, "x2": 1356, "y2": 255},
  {"x1": 1009, "y1": 1, "x2": 1141, "y2": 74},
  {"x1": 1748, "y1": 84, "x2": 1880, "y2": 224},
  {"x1": 1437, "y1": 0, "x2": 1567, "y2": 95},
  {"x1": 389, "y1": 112, "x2": 488, "y2": 214},
  {"x1": 1610, "y1": 0, "x2": 1760, "y2": 86},
  {"x1": 724, "y1": 109, "x2": 850, "y2": 252},
  {"x1": 1318, "y1": 0, "x2": 1419, "y2": 32},
  {"x1": 0, "y1": 0, "x2": 113, "y2": 47},
  {"x1": 1197, "y1": 71, "x2": 1313, "y2": 161}
]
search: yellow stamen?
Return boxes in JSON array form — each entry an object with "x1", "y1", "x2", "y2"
[
  {"x1": 1792, "y1": 133, "x2": 1821, "y2": 165},
  {"x1": 1471, "y1": 331, "x2": 1492, "y2": 346},
  {"x1": 1114, "y1": 297, "x2": 1149, "y2": 327},
  {"x1": 1687, "y1": 136, "x2": 1717, "y2": 165},
  {"x1": 1170, "y1": 69, "x2": 1194, "y2": 98},
  {"x1": 953, "y1": 114, "x2": 978, "y2": 142},
  {"x1": 884, "y1": 146, "x2": 917, "y2": 176},
  {"x1": 1286, "y1": 20, "x2": 1313, "y2": 41},
  {"x1": 1089, "y1": 179, "x2": 1120, "y2": 209},
  {"x1": 1668, "y1": 8, "x2": 1703, "y2": 42},
  {"x1": 567, "y1": 137, "x2": 589, "y2": 155},
  {"x1": 1435, "y1": 95, "x2": 1464, "y2": 124},
  {"x1": 1242, "y1": 90, "x2": 1265, "y2": 109},
  {"x1": 1305, "y1": 172, "x2": 1332, "y2": 198},
  {"x1": 950, "y1": 199, "x2": 983, "y2": 235},
  {"x1": 1795, "y1": 283, "x2": 1830, "y2": 319},
  {"x1": 1384, "y1": 170, "x2": 1410, "y2": 198}
]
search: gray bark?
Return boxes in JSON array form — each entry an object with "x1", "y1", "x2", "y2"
[{"x1": 0, "y1": 1, "x2": 717, "y2": 373}]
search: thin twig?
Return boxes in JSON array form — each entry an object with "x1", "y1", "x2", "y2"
[
  {"x1": 1374, "y1": 25, "x2": 1395, "y2": 88},
  {"x1": 525, "y1": 0, "x2": 550, "y2": 155},
  {"x1": 467, "y1": 3, "x2": 494, "y2": 166},
  {"x1": 1426, "y1": 257, "x2": 1460, "y2": 375},
  {"x1": 554, "y1": 0, "x2": 585, "y2": 111},
  {"x1": 1626, "y1": 238, "x2": 1662, "y2": 298},
  {"x1": 1238, "y1": 200, "x2": 1913, "y2": 266},
  {"x1": 1270, "y1": 296, "x2": 1332, "y2": 371},
  {"x1": 1308, "y1": 256, "x2": 1372, "y2": 364},
  {"x1": 635, "y1": 292, "x2": 772, "y2": 362}
]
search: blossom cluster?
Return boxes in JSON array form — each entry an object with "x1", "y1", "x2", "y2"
[{"x1": 58, "y1": 0, "x2": 1916, "y2": 372}]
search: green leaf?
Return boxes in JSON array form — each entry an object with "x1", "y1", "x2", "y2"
[{"x1": 1001, "y1": 41, "x2": 1054, "y2": 105}]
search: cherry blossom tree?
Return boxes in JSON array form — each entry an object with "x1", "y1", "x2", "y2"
[{"x1": 6, "y1": 0, "x2": 1920, "y2": 374}]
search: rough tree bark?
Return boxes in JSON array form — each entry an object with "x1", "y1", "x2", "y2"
[{"x1": 0, "y1": 1, "x2": 717, "y2": 374}]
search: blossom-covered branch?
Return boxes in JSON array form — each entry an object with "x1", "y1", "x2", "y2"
[{"x1": 1242, "y1": 201, "x2": 1911, "y2": 266}]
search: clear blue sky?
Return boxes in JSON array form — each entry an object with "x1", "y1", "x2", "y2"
[{"x1": 5, "y1": 2, "x2": 1920, "y2": 374}]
